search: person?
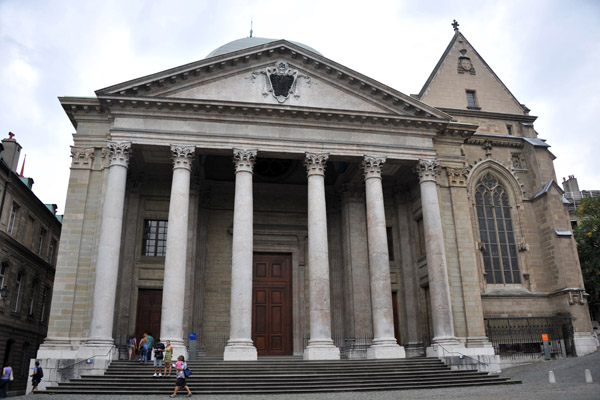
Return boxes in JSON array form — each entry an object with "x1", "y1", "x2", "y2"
[
  {"x1": 31, "y1": 360, "x2": 43, "y2": 391},
  {"x1": 138, "y1": 332, "x2": 149, "y2": 363},
  {"x1": 152, "y1": 338, "x2": 165, "y2": 377},
  {"x1": 146, "y1": 332, "x2": 154, "y2": 361},
  {"x1": 169, "y1": 355, "x2": 191, "y2": 397},
  {"x1": 128, "y1": 334, "x2": 137, "y2": 361},
  {"x1": 0, "y1": 362, "x2": 12, "y2": 399},
  {"x1": 163, "y1": 340, "x2": 174, "y2": 376}
]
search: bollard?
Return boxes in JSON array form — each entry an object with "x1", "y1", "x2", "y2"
[
  {"x1": 585, "y1": 369, "x2": 593, "y2": 383},
  {"x1": 549, "y1": 370, "x2": 556, "y2": 384}
]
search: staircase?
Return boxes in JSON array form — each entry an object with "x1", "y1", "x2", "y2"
[{"x1": 39, "y1": 357, "x2": 519, "y2": 395}]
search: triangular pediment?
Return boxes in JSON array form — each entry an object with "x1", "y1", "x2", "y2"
[
  {"x1": 96, "y1": 40, "x2": 449, "y2": 120},
  {"x1": 418, "y1": 31, "x2": 528, "y2": 115}
]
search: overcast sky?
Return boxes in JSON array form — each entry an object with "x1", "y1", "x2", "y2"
[{"x1": 1, "y1": 0, "x2": 599, "y2": 213}]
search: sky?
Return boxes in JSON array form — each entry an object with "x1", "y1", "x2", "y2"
[{"x1": 1, "y1": 0, "x2": 599, "y2": 213}]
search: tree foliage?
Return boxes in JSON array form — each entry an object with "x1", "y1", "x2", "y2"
[{"x1": 574, "y1": 197, "x2": 600, "y2": 308}]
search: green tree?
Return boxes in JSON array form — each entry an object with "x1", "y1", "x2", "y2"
[{"x1": 574, "y1": 197, "x2": 600, "y2": 314}]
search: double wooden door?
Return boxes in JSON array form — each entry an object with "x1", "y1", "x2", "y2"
[
  {"x1": 252, "y1": 253, "x2": 293, "y2": 356},
  {"x1": 135, "y1": 289, "x2": 162, "y2": 341}
]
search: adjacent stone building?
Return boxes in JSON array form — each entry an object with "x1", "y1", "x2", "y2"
[
  {"x1": 36, "y1": 25, "x2": 596, "y2": 388},
  {"x1": 0, "y1": 136, "x2": 61, "y2": 395}
]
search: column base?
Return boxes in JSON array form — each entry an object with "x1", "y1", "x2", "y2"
[
  {"x1": 367, "y1": 338, "x2": 405, "y2": 359},
  {"x1": 30, "y1": 338, "x2": 118, "y2": 394},
  {"x1": 427, "y1": 338, "x2": 500, "y2": 373},
  {"x1": 573, "y1": 332, "x2": 599, "y2": 356},
  {"x1": 223, "y1": 340, "x2": 257, "y2": 361},
  {"x1": 303, "y1": 339, "x2": 340, "y2": 360}
]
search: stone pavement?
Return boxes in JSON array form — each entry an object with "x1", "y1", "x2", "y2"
[{"x1": 14, "y1": 350, "x2": 600, "y2": 400}]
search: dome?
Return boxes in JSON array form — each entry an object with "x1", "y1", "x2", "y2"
[{"x1": 206, "y1": 37, "x2": 321, "y2": 58}]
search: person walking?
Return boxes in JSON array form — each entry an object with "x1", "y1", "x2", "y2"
[
  {"x1": 146, "y1": 332, "x2": 154, "y2": 362},
  {"x1": 128, "y1": 334, "x2": 137, "y2": 361},
  {"x1": 169, "y1": 355, "x2": 191, "y2": 397},
  {"x1": 0, "y1": 362, "x2": 12, "y2": 399},
  {"x1": 152, "y1": 338, "x2": 165, "y2": 377},
  {"x1": 138, "y1": 332, "x2": 149, "y2": 363},
  {"x1": 31, "y1": 361, "x2": 43, "y2": 391},
  {"x1": 163, "y1": 340, "x2": 174, "y2": 377}
]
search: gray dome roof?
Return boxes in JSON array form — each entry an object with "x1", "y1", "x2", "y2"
[{"x1": 206, "y1": 37, "x2": 321, "y2": 58}]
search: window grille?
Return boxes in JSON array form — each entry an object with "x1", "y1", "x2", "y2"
[{"x1": 142, "y1": 220, "x2": 168, "y2": 256}]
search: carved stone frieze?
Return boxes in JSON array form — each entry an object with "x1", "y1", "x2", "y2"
[
  {"x1": 466, "y1": 137, "x2": 524, "y2": 149},
  {"x1": 249, "y1": 60, "x2": 311, "y2": 103},
  {"x1": 106, "y1": 141, "x2": 131, "y2": 168},
  {"x1": 304, "y1": 152, "x2": 329, "y2": 177},
  {"x1": 446, "y1": 167, "x2": 470, "y2": 187},
  {"x1": 414, "y1": 159, "x2": 440, "y2": 183},
  {"x1": 70, "y1": 147, "x2": 95, "y2": 169},
  {"x1": 171, "y1": 145, "x2": 195, "y2": 171},
  {"x1": 232, "y1": 149, "x2": 257, "y2": 174},
  {"x1": 341, "y1": 183, "x2": 365, "y2": 203},
  {"x1": 362, "y1": 155, "x2": 386, "y2": 180}
]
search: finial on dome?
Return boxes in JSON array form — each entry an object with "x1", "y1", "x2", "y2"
[
  {"x1": 249, "y1": 18, "x2": 253, "y2": 38},
  {"x1": 452, "y1": 19, "x2": 459, "y2": 31}
]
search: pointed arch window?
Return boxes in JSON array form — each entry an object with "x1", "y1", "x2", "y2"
[{"x1": 475, "y1": 173, "x2": 521, "y2": 284}]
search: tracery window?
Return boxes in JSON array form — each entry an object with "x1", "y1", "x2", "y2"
[{"x1": 475, "y1": 173, "x2": 521, "y2": 284}]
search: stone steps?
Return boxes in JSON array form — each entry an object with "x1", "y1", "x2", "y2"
[{"x1": 39, "y1": 357, "x2": 519, "y2": 395}]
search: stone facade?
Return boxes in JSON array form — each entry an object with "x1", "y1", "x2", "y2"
[
  {"x1": 35, "y1": 28, "x2": 596, "y2": 390},
  {"x1": 0, "y1": 137, "x2": 61, "y2": 396}
]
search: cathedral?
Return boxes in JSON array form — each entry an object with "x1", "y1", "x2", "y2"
[{"x1": 34, "y1": 24, "x2": 596, "y2": 388}]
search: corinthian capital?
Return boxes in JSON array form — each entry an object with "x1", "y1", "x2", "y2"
[
  {"x1": 70, "y1": 147, "x2": 95, "y2": 169},
  {"x1": 233, "y1": 148, "x2": 257, "y2": 173},
  {"x1": 171, "y1": 145, "x2": 195, "y2": 170},
  {"x1": 362, "y1": 155, "x2": 386, "y2": 180},
  {"x1": 415, "y1": 159, "x2": 440, "y2": 183},
  {"x1": 106, "y1": 141, "x2": 132, "y2": 168},
  {"x1": 304, "y1": 152, "x2": 329, "y2": 177}
]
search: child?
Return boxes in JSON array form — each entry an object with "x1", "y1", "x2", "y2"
[{"x1": 169, "y1": 355, "x2": 191, "y2": 397}]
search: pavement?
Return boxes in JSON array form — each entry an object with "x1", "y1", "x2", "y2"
[{"x1": 13, "y1": 350, "x2": 600, "y2": 400}]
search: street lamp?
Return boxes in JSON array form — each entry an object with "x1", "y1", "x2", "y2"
[{"x1": 0, "y1": 286, "x2": 9, "y2": 300}]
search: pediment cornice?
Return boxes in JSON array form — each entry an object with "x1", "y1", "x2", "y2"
[{"x1": 95, "y1": 40, "x2": 450, "y2": 121}]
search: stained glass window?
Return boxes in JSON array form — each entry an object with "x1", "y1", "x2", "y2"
[{"x1": 475, "y1": 173, "x2": 521, "y2": 284}]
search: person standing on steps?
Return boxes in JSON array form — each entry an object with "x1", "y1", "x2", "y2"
[
  {"x1": 163, "y1": 340, "x2": 174, "y2": 377},
  {"x1": 153, "y1": 338, "x2": 165, "y2": 377},
  {"x1": 169, "y1": 355, "x2": 192, "y2": 397}
]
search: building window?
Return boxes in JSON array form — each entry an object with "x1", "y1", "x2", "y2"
[
  {"x1": 466, "y1": 90, "x2": 479, "y2": 108},
  {"x1": 13, "y1": 271, "x2": 22, "y2": 312},
  {"x1": 7, "y1": 203, "x2": 19, "y2": 234},
  {"x1": 40, "y1": 287, "x2": 48, "y2": 322},
  {"x1": 475, "y1": 173, "x2": 521, "y2": 284},
  {"x1": 37, "y1": 228, "x2": 47, "y2": 255},
  {"x1": 29, "y1": 281, "x2": 37, "y2": 316},
  {"x1": 506, "y1": 124, "x2": 513, "y2": 135},
  {"x1": 142, "y1": 220, "x2": 168, "y2": 256},
  {"x1": 386, "y1": 227, "x2": 394, "y2": 261},
  {"x1": 49, "y1": 238, "x2": 57, "y2": 263},
  {"x1": 0, "y1": 263, "x2": 6, "y2": 290}
]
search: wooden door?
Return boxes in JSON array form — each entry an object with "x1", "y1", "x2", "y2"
[
  {"x1": 392, "y1": 291, "x2": 401, "y2": 345},
  {"x1": 252, "y1": 253, "x2": 293, "y2": 356},
  {"x1": 135, "y1": 289, "x2": 162, "y2": 341}
]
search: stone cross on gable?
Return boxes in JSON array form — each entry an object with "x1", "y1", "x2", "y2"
[{"x1": 452, "y1": 19, "x2": 459, "y2": 31}]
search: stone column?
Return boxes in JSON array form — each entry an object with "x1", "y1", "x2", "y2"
[
  {"x1": 224, "y1": 149, "x2": 258, "y2": 361},
  {"x1": 87, "y1": 141, "x2": 131, "y2": 345},
  {"x1": 303, "y1": 152, "x2": 340, "y2": 360},
  {"x1": 415, "y1": 159, "x2": 457, "y2": 344},
  {"x1": 160, "y1": 145, "x2": 195, "y2": 356},
  {"x1": 363, "y1": 156, "x2": 405, "y2": 359}
]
